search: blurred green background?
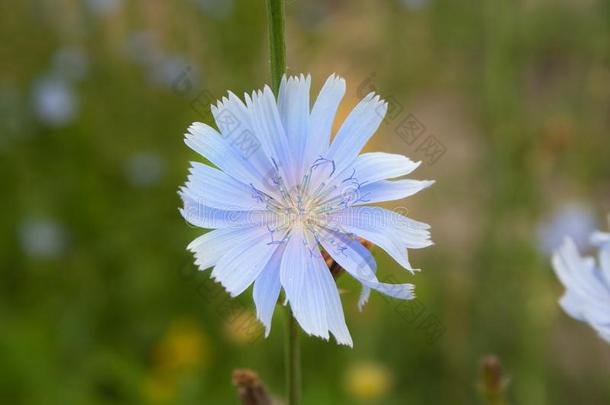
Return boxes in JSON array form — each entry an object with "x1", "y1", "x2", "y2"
[{"x1": 1, "y1": 0, "x2": 609, "y2": 404}]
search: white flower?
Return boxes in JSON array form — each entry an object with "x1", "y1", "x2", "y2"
[
  {"x1": 552, "y1": 220, "x2": 610, "y2": 343},
  {"x1": 180, "y1": 74, "x2": 434, "y2": 346}
]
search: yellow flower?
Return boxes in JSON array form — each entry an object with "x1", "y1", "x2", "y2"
[
  {"x1": 154, "y1": 317, "x2": 210, "y2": 373},
  {"x1": 144, "y1": 318, "x2": 211, "y2": 403},
  {"x1": 344, "y1": 361, "x2": 392, "y2": 401}
]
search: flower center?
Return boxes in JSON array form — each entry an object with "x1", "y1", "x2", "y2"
[{"x1": 250, "y1": 158, "x2": 369, "y2": 245}]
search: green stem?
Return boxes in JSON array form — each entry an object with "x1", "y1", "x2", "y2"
[
  {"x1": 265, "y1": 2, "x2": 298, "y2": 403},
  {"x1": 266, "y1": 0, "x2": 286, "y2": 93},
  {"x1": 284, "y1": 307, "x2": 301, "y2": 405}
]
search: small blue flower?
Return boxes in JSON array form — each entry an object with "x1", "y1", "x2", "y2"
[
  {"x1": 179, "y1": 74, "x2": 434, "y2": 346},
  {"x1": 18, "y1": 217, "x2": 68, "y2": 259},
  {"x1": 552, "y1": 218, "x2": 610, "y2": 343},
  {"x1": 32, "y1": 77, "x2": 77, "y2": 127},
  {"x1": 537, "y1": 202, "x2": 596, "y2": 256},
  {"x1": 125, "y1": 151, "x2": 166, "y2": 187}
]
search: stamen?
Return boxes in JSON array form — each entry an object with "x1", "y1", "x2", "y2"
[
  {"x1": 250, "y1": 183, "x2": 273, "y2": 203},
  {"x1": 310, "y1": 184, "x2": 338, "y2": 207},
  {"x1": 300, "y1": 173, "x2": 311, "y2": 196},
  {"x1": 342, "y1": 168, "x2": 357, "y2": 184},
  {"x1": 266, "y1": 223, "x2": 291, "y2": 245},
  {"x1": 311, "y1": 156, "x2": 336, "y2": 177},
  {"x1": 266, "y1": 198, "x2": 285, "y2": 212}
]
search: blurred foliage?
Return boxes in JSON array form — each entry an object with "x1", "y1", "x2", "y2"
[{"x1": 1, "y1": 0, "x2": 609, "y2": 404}]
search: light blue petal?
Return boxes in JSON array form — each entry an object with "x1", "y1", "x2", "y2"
[
  {"x1": 558, "y1": 283, "x2": 610, "y2": 338},
  {"x1": 558, "y1": 291, "x2": 586, "y2": 321},
  {"x1": 187, "y1": 225, "x2": 264, "y2": 271},
  {"x1": 211, "y1": 228, "x2": 280, "y2": 297},
  {"x1": 590, "y1": 231, "x2": 610, "y2": 247},
  {"x1": 599, "y1": 244, "x2": 610, "y2": 288},
  {"x1": 185, "y1": 122, "x2": 278, "y2": 198},
  {"x1": 317, "y1": 229, "x2": 415, "y2": 311},
  {"x1": 302, "y1": 74, "x2": 346, "y2": 171},
  {"x1": 599, "y1": 328, "x2": 610, "y2": 344},
  {"x1": 179, "y1": 189, "x2": 279, "y2": 229},
  {"x1": 349, "y1": 152, "x2": 421, "y2": 184},
  {"x1": 278, "y1": 74, "x2": 311, "y2": 179},
  {"x1": 588, "y1": 313, "x2": 610, "y2": 338},
  {"x1": 311, "y1": 245, "x2": 353, "y2": 346},
  {"x1": 246, "y1": 86, "x2": 298, "y2": 187},
  {"x1": 253, "y1": 244, "x2": 285, "y2": 336},
  {"x1": 552, "y1": 239, "x2": 610, "y2": 318},
  {"x1": 313, "y1": 153, "x2": 426, "y2": 208},
  {"x1": 325, "y1": 92, "x2": 387, "y2": 176},
  {"x1": 211, "y1": 92, "x2": 276, "y2": 184},
  {"x1": 280, "y1": 226, "x2": 329, "y2": 340},
  {"x1": 354, "y1": 179, "x2": 435, "y2": 205},
  {"x1": 184, "y1": 162, "x2": 268, "y2": 211},
  {"x1": 553, "y1": 238, "x2": 610, "y2": 302},
  {"x1": 280, "y1": 226, "x2": 352, "y2": 346},
  {"x1": 327, "y1": 206, "x2": 432, "y2": 272},
  {"x1": 589, "y1": 318, "x2": 610, "y2": 335}
]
